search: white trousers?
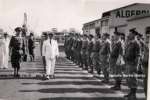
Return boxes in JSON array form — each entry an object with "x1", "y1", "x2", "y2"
[
  {"x1": 45, "y1": 58, "x2": 56, "y2": 75},
  {"x1": 2, "y1": 52, "x2": 9, "y2": 68}
]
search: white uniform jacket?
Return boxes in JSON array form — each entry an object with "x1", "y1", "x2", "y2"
[{"x1": 42, "y1": 39, "x2": 59, "y2": 60}]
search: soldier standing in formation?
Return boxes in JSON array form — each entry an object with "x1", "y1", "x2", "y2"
[
  {"x1": 81, "y1": 34, "x2": 88, "y2": 70},
  {"x1": 110, "y1": 31, "x2": 123, "y2": 90},
  {"x1": 124, "y1": 29, "x2": 140, "y2": 100},
  {"x1": 64, "y1": 29, "x2": 149, "y2": 99},
  {"x1": 87, "y1": 34, "x2": 94, "y2": 73},
  {"x1": 99, "y1": 33, "x2": 110, "y2": 83},
  {"x1": 91, "y1": 34, "x2": 101, "y2": 74}
]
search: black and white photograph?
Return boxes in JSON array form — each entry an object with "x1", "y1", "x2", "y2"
[{"x1": 0, "y1": 0, "x2": 149, "y2": 100}]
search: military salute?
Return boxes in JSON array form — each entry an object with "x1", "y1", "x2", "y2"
[{"x1": 64, "y1": 28, "x2": 149, "y2": 100}]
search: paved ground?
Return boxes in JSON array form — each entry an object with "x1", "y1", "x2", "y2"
[{"x1": 0, "y1": 45, "x2": 146, "y2": 100}]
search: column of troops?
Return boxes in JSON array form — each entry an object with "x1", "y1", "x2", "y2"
[{"x1": 64, "y1": 28, "x2": 149, "y2": 100}]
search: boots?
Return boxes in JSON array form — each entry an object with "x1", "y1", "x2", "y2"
[
  {"x1": 124, "y1": 88, "x2": 137, "y2": 100},
  {"x1": 111, "y1": 80, "x2": 121, "y2": 90},
  {"x1": 110, "y1": 84, "x2": 121, "y2": 90}
]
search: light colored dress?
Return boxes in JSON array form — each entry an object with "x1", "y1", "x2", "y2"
[
  {"x1": 0, "y1": 38, "x2": 4, "y2": 68},
  {"x1": 2, "y1": 38, "x2": 10, "y2": 68}
]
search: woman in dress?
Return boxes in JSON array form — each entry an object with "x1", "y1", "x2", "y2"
[
  {"x1": 1, "y1": 33, "x2": 10, "y2": 69},
  {"x1": 0, "y1": 34, "x2": 4, "y2": 69}
]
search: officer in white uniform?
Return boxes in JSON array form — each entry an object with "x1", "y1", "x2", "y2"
[{"x1": 42, "y1": 32, "x2": 59, "y2": 79}]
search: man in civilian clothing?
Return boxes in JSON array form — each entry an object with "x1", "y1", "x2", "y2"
[
  {"x1": 124, "y1": 29, "x2": 140, "y2": 100},
  {"x1": 42, "y1": 32, "x2": 59, "y2": 79}
]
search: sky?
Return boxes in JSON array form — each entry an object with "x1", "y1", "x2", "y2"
[{"x1": 0, "y1": 0, "x2": 150, "y2": 35}]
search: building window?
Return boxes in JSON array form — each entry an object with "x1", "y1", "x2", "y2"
[
  {"x1": 145, "y1": 27, "x2": 150, "y2": 45},
  {"x1": 101, "y1": 20, "x2": 108, "y2": 26}
]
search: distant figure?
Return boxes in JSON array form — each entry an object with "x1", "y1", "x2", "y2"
[
  {"x1": 0, "y1": 34, "x2": 4, "y2": 69},
  {"x1": 1, "y1": 33, "x2": 10, "y2": 69},
  {"x1": 28, "y1": 33, "x2": 35, "y2": 61},
  {"x1": 42, "y1": 32, "x2": 59, "y2": 79},
  {"x1": 22, "y1": 27, "x2": 28, "y2": 62},
  {"x1": 9, "y1": 27, "x2": 24, "y2": 78},
  {"x1": 40, "y1": 32, "x2": 48, "y2": 73}
]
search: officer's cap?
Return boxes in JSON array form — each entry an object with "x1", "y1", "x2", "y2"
[
  {"x1": 129, "y1": 28, "x2": 139, "y2": 36},
  {"x1": 137, "y1": 33, "x2": 143, "y2": 37},
  {"x1": 83, "y1": 34, "x2": 87, "y2": 37},
  {"x1": 114, "y1": 31, "x2": 121, "y2": 36},
  {"x1": 4, "y1": 32, "x2": 8, "y2": 35},
  {"x1": 48, "y1": 32, "x2": 54, "y2": 35},
  {"x1": 103, "y1": 33, "x2": 110, "y2": 37},
  {"x1": 89, "y1": 34, "x2": 94, "y2": 38},
  {"x1": 15, "y1": 27, "x2": 22, "y2": 32},
  {"x1": 120, "y1": 32, "x2": 125, "y2": 37}
]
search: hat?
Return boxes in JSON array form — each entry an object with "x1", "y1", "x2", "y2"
[
  {"x1": 83, "y1": 34, "x2": 87, "y2": 37},
  {"x1": 4, "y1": 32, "x2": 8, "y2": 35},
  {"x1": 48, "y1": 32, "x2": 54, "y2": 35},
  {"x1": 129, "y1": 28, "x2": 136, "y2": 33},
  {"x1": 114, "y1": 31, "x2": 121, "y2": 36},
  {"x1": 15, "y1": 27, "x2": 22, "y2": 32},
  {"x1": 137, "y1": 33, "x2": 143, "y2": 37},
  {"x1": 103, "y1": 33, "x2": 110, "y2": 37},
  {"x1": 120, "y1": 32, "x2": 125, "y2": 37},
  {"x1": 129, "y1": 28, "x2": 139, "y2": 36},
  {"x1": 30, "y1": 32, "x2": 34, "y2": 36},
  {"x1": 89, "y1": 34, "x2": 94, "y2": 38}
]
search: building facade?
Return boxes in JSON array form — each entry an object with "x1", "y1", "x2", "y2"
[
  {"x1": 82, "y1": 19, "x2": 101, "y2": 36},
  {"x1": 83, "y1": 3, "x2": 150, "y2": 40}
]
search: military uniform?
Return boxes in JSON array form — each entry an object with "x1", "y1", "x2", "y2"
[
  {"x1": 64, "y1": 35, "x2": 69, "y2": 59},
  {"x1": 91, "y1": 37, "x2": 101, "y2": 74},
  {"x1": 67, "y1": 36, "x2": 74, "y2": 60},
  {"x1": 81, "y1": 35, "x2": 88, "y2": 69},
  {"x1": 72, "y1": 36, "x2": 78, "y2": 63},
  {"x1": 99, "y1": 33, "x2": 110, "y2": 82},
  {"x1": 76, "y1": 36, "x2": 82, "y2": 66},
  {"x1": 87, "y1": 36, "x2": 94, "y2": 73},
  {"x1": 110, "y1": 39, "x2": 123, "y2": 90},
  {"x1": 142, "y1": 44, "x2": 149, "y2": 96},
  {"x1": 124, "y1": 39, "x2": 140, "y2": 99},
  {"x1": 9, "y1": 27, "x2": 24, "y2": 77}
]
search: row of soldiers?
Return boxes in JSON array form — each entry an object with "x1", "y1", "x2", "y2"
[{"x1": 64, "y1": 28, "x2": 149, "y2": 100}]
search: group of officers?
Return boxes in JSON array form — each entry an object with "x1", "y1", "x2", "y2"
[{"x1": 64, "y1": 28, "x2": 149, "y2": 100}]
